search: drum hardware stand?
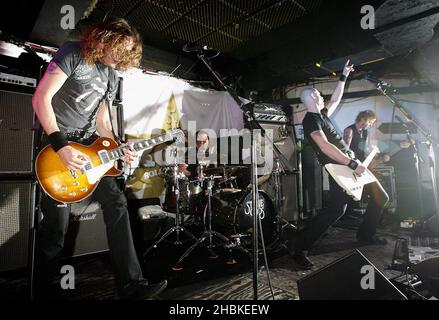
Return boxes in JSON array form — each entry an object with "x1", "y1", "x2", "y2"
[
  {"x1": 143, "y1": 148, "x2": 197, "y2": 259},
  {"x1": 173, "y1": 176, "x2": 249, "y2": 268},
  {"x1": 192, "y1": 49, "x2": 295, "y2": 300}
]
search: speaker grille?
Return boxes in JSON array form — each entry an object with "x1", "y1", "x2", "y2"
[
  {"x1": 0, "y1": 90, "x2": 35, "y2": 175},
  {"x1": 0, "y1": 90, "x2": 34, "y2": 130},
  {"x1": 0, "y1": 130, "x2": 35, "y2": 175},
  {"x1": 0, "y1": 181, "x2": 35, "y2": 272}
]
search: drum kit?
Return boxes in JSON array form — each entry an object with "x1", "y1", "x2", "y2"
[{"x1": 144, "y1": 156, "x2": 294, "y2": 266}]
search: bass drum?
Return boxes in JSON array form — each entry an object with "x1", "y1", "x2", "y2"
[{"x1": 207, "y1": 190, "x2": 277, "y2": 249}]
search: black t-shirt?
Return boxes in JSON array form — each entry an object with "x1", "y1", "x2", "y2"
[
  {"x1": 302, "y1": 112, "x2": 351, "y2": 165},
  {"x1": 346, "y1": 123, "x2": 368, "y2": 162},
  {"x1": 51, "y1": 41, "x2": 118, "y2": 133}
]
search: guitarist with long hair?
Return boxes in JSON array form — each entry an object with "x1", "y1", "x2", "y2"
[
  {"x1": 285, "y1": 61, "x2": 389, "y2": 270},
  {"x1": 32, "y1": 18, "x2": 167, "y2": 299},
  {"x1": 342, "y1": 110, "x2": 376, "y2": 218}
]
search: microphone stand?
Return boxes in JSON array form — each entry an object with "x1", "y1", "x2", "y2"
[
  {"x1": 196, "y1": 50, "x2": 294, "y2": 300},
  {"x1": 374, "y1": 84, "x2": 439, "y2": 220}
]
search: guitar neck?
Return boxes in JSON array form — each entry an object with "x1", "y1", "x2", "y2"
[
  {"x1": 362, "y1": 146, "x2": 379, "y2": 168},
  {"x1": 107, "y1": 133, "x2": 173, "y2": 161}
]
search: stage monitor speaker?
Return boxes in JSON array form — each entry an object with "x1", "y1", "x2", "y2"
[
  {"x1": 411, "y1": 255, "x2": 439, "y2": 296},
  {"x1": 63, "y1": 197, "x2": 109, "y2": 258},
  {"x1": 0, "y1": 90, "x2": 35, "y2": 176},
  {"x1": 297, "y1": 249, "x2": 407, "y2": 300},
  {"x1": 0, "y1": 180, "x2": 35, "y2": 272}
]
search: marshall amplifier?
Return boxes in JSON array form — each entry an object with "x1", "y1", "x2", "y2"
[
  {"x1": 63, "y1": 197, "x2": 109, "y2": 258},
  {"x1": 251, "y1": 103, "x2": 289, "y2": 123}
]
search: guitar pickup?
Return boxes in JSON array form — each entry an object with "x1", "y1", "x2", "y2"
[{"x1": 97, "y1": 150, "x2": 110, "y2": 164}]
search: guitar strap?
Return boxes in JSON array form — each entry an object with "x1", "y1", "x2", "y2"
[{"x1": 104, "y1": 68, "x2": 121, "y2": 144}]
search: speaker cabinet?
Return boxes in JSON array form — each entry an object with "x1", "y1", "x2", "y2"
[
  {"x1": 63, "y1": 197, "x2": 109, "y2": 258},
  {"x1": 362, "y1": 166, "x2": 397, "y2": 212},
  {"x1": 0, "y1": 180, "x2": 35, "y2": 272},
  {"x1": 258, "y1": 122, "x2": 299, "y2": 222},
  {"x1": 301, "y1": 144, "x2": 323, "y2": 215},
  {"x1": 388, "y1": 147, "x2": 425, "y2": 218},
  {"x1": 0, "y1": 90, "x2": 35, "y2": 176},
  {"x1": 297, "y1": 250, "x2": 407, "y2": 300},
  {"x1": 213, "y1": 124, "x2": 300, "y2": 222},
  {"x1": 261, "y1": 173, "x2": 299, "y2": 222}
]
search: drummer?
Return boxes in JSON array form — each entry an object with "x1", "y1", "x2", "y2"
[{"x1": 179, "y1": 130, "x2": 212, "y2": 179}]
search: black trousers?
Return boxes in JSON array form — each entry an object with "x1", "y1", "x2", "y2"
[
  {"x1": 291, "y1": 172, "x2": 389, "y2": 251},
  {"x1": 35, "y1": 136, "x2": 142, "y2": 294}
]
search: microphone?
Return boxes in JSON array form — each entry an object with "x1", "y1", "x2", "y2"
[
  {"x1": 364, "y1": 74, "x2": 390, "y2": 87},
  {"x1": 182, "y1": 43, "x2": 212, "y2": 52}
]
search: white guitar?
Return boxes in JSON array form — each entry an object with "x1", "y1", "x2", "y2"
[{"x1": 325, "y1": 147, "x2": 379, "y2": 201}]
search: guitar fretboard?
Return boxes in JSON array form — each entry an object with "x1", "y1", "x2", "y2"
[{"x1": 107, "y1": 134, "x2": 172, "y2": 161}]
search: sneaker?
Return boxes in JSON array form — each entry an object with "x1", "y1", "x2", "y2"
[
  {"x1": 357, "y1": 235, "x2": 387, "y2": 245},
  {"x1": 120, "y1": 279, "x2": 167, "y2": 300},
  {"x1": 290, "y1": 251, "x2": 314, "y2": 270}
]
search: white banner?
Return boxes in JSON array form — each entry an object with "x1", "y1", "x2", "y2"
[{"x1": 118, "y1": 69, "x2": 245, "y2": 199}]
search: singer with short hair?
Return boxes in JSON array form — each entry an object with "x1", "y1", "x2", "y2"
[{"x1": 284, "y1": 60, "x2": 389, "y2": 270}]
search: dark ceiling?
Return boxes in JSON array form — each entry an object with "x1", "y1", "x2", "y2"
[{"x1": 2, "y1": 0, "x2": 439, "y2": 98}]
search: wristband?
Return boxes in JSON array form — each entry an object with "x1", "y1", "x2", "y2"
[
  {"x1": 339, "y1": 74, "x2": 347, "y2": 82},
  {"x1": 48, "y1": 131, "x2": 69, "y2": 152},
  {"x1": 347, "y1": 159, "x2": 359, "y2": 170}
]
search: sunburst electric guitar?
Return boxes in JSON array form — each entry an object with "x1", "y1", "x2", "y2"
[
  {"x1": 36, "y1": 129, "x2": 184, "y2": 203},
  {"x1": 324, "y1": 146, "x2": 379, "y2": 201}
]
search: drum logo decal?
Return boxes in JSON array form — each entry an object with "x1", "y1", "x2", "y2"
[{"x1": 244, "y1": 199, "x2": 265, "y2": 219}]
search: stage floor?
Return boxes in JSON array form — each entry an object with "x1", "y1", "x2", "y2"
[{"x1": 1, "y1": 213, "x2": 436, "y2": 300}]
